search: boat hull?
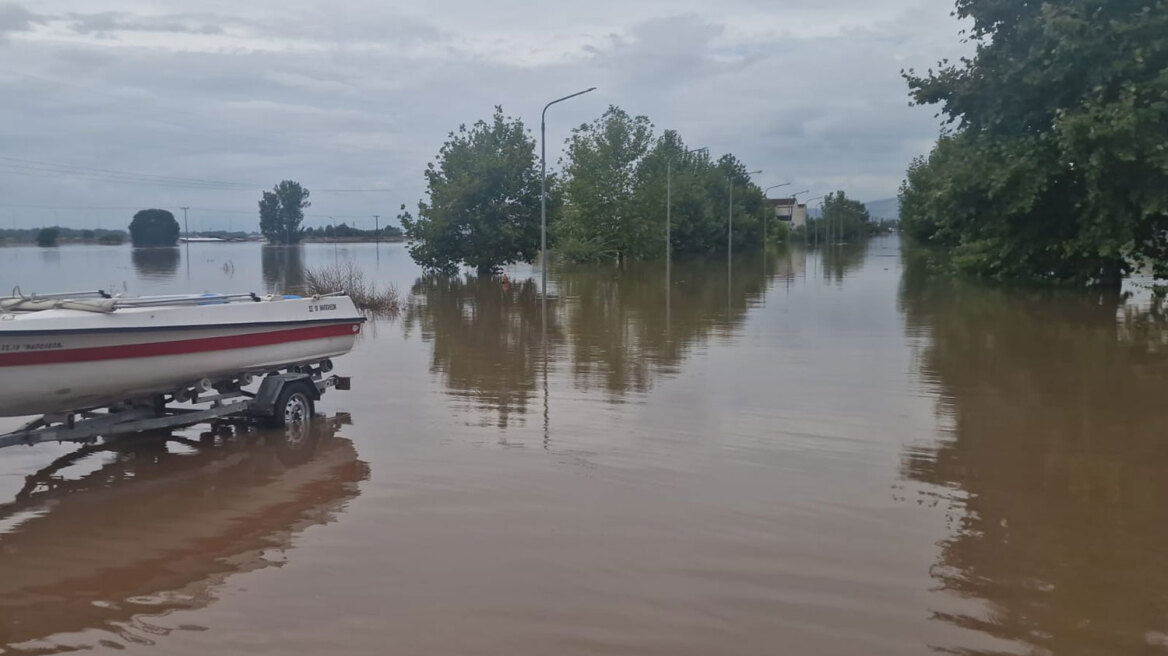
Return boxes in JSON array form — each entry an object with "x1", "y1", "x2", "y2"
[{"x1": 0, "y1": 296, "x2": 364, "y2": 417}]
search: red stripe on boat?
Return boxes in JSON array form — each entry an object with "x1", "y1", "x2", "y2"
[{"x1": 0, "y1": 322, "x2": 360, "y2": 367}]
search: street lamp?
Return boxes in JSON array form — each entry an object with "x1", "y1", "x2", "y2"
[
  {"x1": 803, "y1": 194, "x2": 824, "y2": 246},
  {"x1": 728, "y1": 170, "x2": 762, "y2": 259},
  {"x1": 667, "y1": 146, "x2": 707, "y2": 266},
  {"x1": 762, "y1": 183, "x2": 790, "y2": 245},
  {"x1": 789, "y1": 189, "x2": 809, "y2": 235},
  {"x1": 541, "y1": 87, "x2": 596, "y2": 296}
]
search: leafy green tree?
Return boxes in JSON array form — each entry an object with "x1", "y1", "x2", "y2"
[
  {"x1": 659, "y1": 138, "x2": 723, "y2": 257},
  {"x1": 399, "y1": 107, "x2": 543, "y2": 275},
  {"x1": 707, "y1": 154, "x2": 766, "y2": 256},
  {"x1": 901, "y1": 0, "x2": 1168, "y2": 286},
  {"x1": 631, "y1": 129, "x2": 722, "y2": 258},
  {"x1": 557, "y1": 106, "x2": 656, "y2": 263},
  {"x1": 128, "y1": 209, "x2": 180, "y2": 247},
  {"x1": 820, "y1": 191, "x2": 871, "y2": 241},
  {"x1": 259, "y1": 180, "x2": 310, "y2": 245},
  {"x1": 35, "y1": 227, "x2": 59, "y2": 247}
]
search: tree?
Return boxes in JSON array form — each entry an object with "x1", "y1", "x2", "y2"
[
  {"x1": 36, "y1": 227, "x2": 59, "y2": 247},
  {"x1": 714, "y1": 154, "x2": 767, "y2": 255},
  {"x1": 556, "y1": 106, "x2": 656, "y2": 263},
  {"x1": 259, "y1": 180, "x2": 310, "y2": 245},
  {"x1": 399, "y1": 106, "x2": 543, "y2": 275},
  {"x1": 820, "y1": 191, "x2": 871, "y2": 241},
  {"x1": 128, "y1": 209, "x2": 179, "y2": 247},
  {"x1": 901, "y1": 0, "x2": 1168, "y2": 286}
]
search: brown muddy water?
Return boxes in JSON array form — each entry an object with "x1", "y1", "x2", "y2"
[{"x1": 0, "y1": 238, "x2": 1166, "y2": 655}]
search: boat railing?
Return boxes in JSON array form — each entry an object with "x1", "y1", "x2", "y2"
[
  {"x1": 6, "y1": 288, "x2": 112, "y2": 301},
  {"x1": 113, "y1": 293, "x2": 261, "y2": 307},
  {"x1": 2, "y1": 289, "x2": 347, "y2": 314},
  {"x1": 0, "y1": 291, "x2": 270, "y2": 314}
]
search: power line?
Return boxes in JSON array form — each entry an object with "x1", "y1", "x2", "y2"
[
  {"x1": 0, "y1": 156, "x2": 258, "y2": 188},
  {"x1": 0, "y1": 68, "x2": 308, "y2": 153},
  {"x1": 0, "y1": 163, "x2": 258, "y2": 190},
  {"x1": 0, "y1": 157, "x2": 406, "y2": 192},
  {"x1": 313, "y1": 187, "x2": 407, "y2": 192},
  {"x1": 0, "y1": 67, "x2": 408, "y2": 161}
]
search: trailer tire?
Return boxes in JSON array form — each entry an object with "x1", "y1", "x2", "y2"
[{"x1": 267, "y1": 382, "x2": 315, "y2": 428}]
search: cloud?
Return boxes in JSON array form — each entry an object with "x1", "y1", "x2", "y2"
[
  {"x1": 0, "y1": 3, "x2": 43, "y2": 39},
  {"x1": 0, "y1": 0, "x2": 971, "y2": 230},
  {"x1": 65, "y1": 12, "x2": 225, "y2": 37}
]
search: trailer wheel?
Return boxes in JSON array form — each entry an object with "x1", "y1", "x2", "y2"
[{"x1": 268, "y1": 382, "x2": 315, "y2": 428}]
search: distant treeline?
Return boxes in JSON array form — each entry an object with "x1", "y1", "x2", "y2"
[
  {"x1": 0, "y1": 227, "x2": 127, "y2": 244},
  {"x1": 303, "y1": 223, "x2": 403, "y2": 240}
]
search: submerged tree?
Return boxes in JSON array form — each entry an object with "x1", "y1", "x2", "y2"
[
  {"x1": 555, "y1": 116, "x2": 769, "y2": 262},
  {"x1": 259, "y1": 180, "x2": 310, "y2": 245},
  {"x1": 820, "y1": 191, "x2": 871, "y2": 242},
  {"x1": 400, "y1": 106, "x2": 543, "y2": 275},
  {"x1": 900, "y1": 0, "x2": 1168, "y2": 286},
  {"x1": 128, "y1": 209, "x2": 180, "y2": 247},
  {"x1": 35, "y1": 227, "x2": 59, "y2": 247},
  {"x1": 556, "y1": 106, "x2": 656, "y2": 263}
]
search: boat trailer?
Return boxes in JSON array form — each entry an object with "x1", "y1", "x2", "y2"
[{"x1": 0, "y1": 361, "x2": 351, "y2": 450}]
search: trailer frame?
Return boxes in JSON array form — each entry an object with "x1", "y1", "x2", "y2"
[{"x1": 0, "y1": 362, "x2": 351, "y2": 450}]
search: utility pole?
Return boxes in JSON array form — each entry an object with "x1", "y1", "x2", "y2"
[
  {"x1": 373, "y1": 215, "x2": 380, "y2": 243},
  {"x1": 180, "y1": 206, "x2": 190, "y2": 283},
  {"x1": 331, "y1": 217, "x2": 338, "y2": 265}
]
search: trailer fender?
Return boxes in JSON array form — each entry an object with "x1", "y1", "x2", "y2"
[{"x1": 252, "y1": 373, "x2": 320, "y2": 417}]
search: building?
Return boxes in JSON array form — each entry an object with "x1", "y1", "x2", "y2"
[{"x1": 767, "y1": 198, "x2": 808, "y2": 229}]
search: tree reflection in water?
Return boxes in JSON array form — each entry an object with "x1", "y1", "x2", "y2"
[
  {"x1": 261, "y1": 245, "x2": 306, "y2": 295},
  {"x1": 404, "y1": 275, "x2": 548, "y2": 429},
  {"x1": 131, "y1": 247, "x2": 181, "y2": 281},
  {"x1": 899, "y1": 254, "x2": 1168, "y2": 655},
  {"x1": 820, "y1": 241, "x2": 868, "y2": 284},
  {"x1": 405, "y1": 250, "x2": 799, "y2": 426}
]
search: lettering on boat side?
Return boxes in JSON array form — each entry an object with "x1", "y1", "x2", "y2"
[
  {"x1": 0, "y1": 342, "x2": 64, "y2": 352},
  {"x1": 308, "y1": 304, "x2": 337, "y2": 313}
]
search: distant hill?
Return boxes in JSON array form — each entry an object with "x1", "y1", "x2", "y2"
[{"x1": 864, "y1": 197, "x2": 899, "y2": 221}]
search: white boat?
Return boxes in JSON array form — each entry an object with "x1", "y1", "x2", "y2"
[{"x1": 0, "y1": 291, "x2": 365, "y2": 417}]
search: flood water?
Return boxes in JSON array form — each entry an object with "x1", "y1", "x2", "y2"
[{"x1": 0, "y1": 239, "x2": 1166, "y2": 655}]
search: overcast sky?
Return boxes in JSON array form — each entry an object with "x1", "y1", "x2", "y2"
[{"x1": 0, "y1": 0, "x2": 968, "y2": 231}]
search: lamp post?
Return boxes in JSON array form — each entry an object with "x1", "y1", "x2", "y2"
[
  {"x1": 762, "y1": 183, "x2": 790, "y2": 246},
  {"x1": 541, "y1": 87, "x2": 596, "y2": 296},
  {"x1": 801, "y1": 194, "x2": 822, "y2": 248},
  {"x1": 787, "y1": 188, "x2": 809, "y2": 239},
  {"x1": 667, "y1": 146, "x2": 708, "y2": 265}
]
